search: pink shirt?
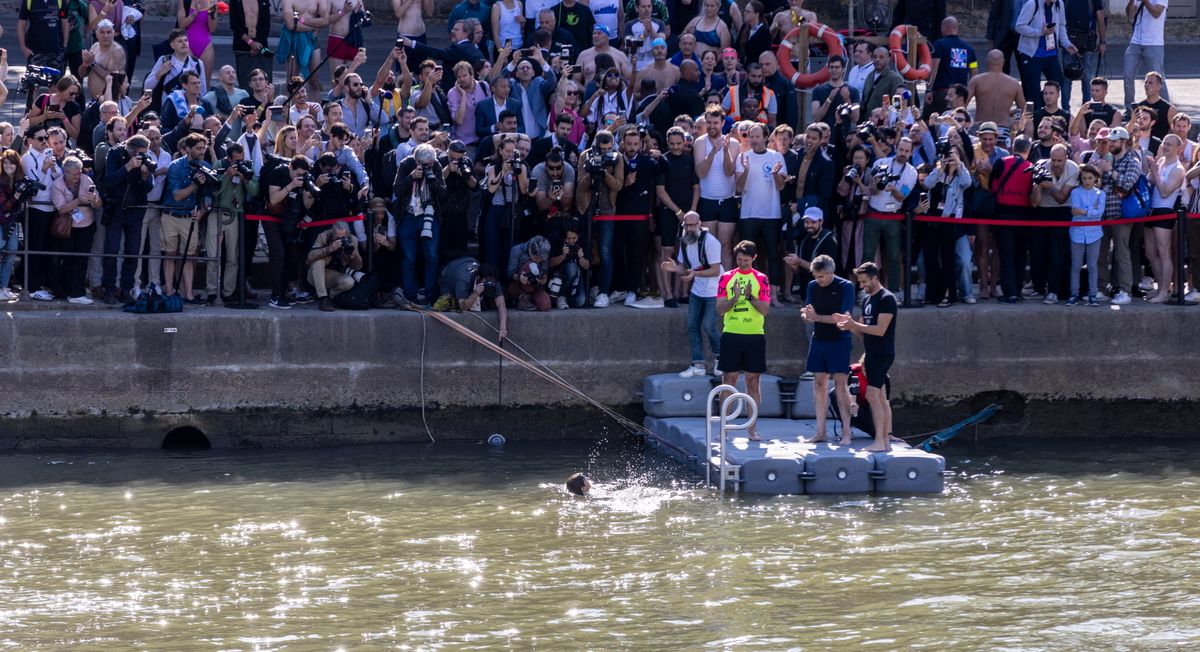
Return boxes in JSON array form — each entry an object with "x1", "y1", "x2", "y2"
[
  {"x1": 548, "y1": 107, "x2": 586, "y2": 146},
  {"x1": 447, "y1": 81, "x2": 491, "y2": 146},
  {"x1": 51, "y1": 175, "x2": 97, "y2": 229}
]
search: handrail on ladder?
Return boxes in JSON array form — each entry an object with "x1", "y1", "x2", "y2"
[{"x1": 704, "y1": 384, "x2": 759, "y2": 492}]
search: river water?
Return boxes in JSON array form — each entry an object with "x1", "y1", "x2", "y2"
[{"x1": 0, "y1": 438, "x2": 1197, "y2": 650}]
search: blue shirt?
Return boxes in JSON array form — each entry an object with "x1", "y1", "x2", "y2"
[
  {"x1": 1069, "y1": 186, "x2": 1105, "y2": 244},
  {"x1": 161, "y1": 156, "x2": 213, "y2": 213}
]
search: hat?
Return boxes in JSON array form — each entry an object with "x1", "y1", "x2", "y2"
[
  {"x1": 651, "y1": 38, "x2": 668, "y2": 49},
  {"x1": 1108, "y1": 126, "x2": 1130, "y2": 141},
  {"x1": 802, "y1": 206, "x2": 824, "y2": 221},
  {"x1": 96, "y1": 18, "x2": 114, "y2": 30},
  {"x1": 368, "y1": 196, "x2": 389, "y2": 210},
  {"x1": 593, "y1": 24, "x2": 612, "y2": 38},
  {"x1": 449, "y1": 139, "x2": 467, "y2": 153},
  {"x1": 977, "y1": 121, "x2": 998, "y2": 135}
]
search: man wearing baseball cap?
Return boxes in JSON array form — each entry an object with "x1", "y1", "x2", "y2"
[
  {"x1": 784, "y1": 206, "x2": 839, "y2": 302},
  {"x1": 1100, "y1": 125, "x2": 1137, "y2": 305}
]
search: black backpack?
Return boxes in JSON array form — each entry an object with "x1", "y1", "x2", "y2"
[{"x1": 334, "y1": 272, "x2": 382, "y2": 310}]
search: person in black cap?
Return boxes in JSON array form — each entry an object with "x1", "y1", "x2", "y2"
[{"x1": 439, "y1": 139, "x2": 478, "y2": 260}]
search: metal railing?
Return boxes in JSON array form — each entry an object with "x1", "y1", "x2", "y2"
[{"x1": 704, "y1": 384, "x2": 759, "y2": 493}]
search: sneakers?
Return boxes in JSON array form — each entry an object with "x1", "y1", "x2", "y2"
[
  {"x1": 31, "y1": 289, "x2": 54, "y2": 301},
  {"x1": 319, "y1": 296, "x2": 336, "y2": 312},
  {"x1": 1185, "y1": 289, "x2": 1200, "y2": 302},
  {"x1": 291, "y1": 290, "x2": 314, "y2": 304},
  {"x1": 1139, "y1": 276, "x2": 1156, "y2": 292},
  {"x1": 1087, "y1": 295, "x2": 1099, "y2": 307},
  {"x1": 67, "y1": 295, "x2": 94, "y2": 305},
  {"x1": 1095, "y1": 290, "x2": 1111, "y2": 301},
  {"x1": 269, "y1": 296, "x2": 292, "y2": 309},
  {"x1": 1111, "y1": 290, "x2": 1132, "y2": 305},
  {"x1": 593, "y1": 292, "x2": 610, "y2": 308},
  {"x1": 610, "y1": 290, "x2": 628, "y2": 303},
  {"x1": 1024, "y1": 288, "x2": 1044, "y2": 299},
  {"x1": 103, "y1": 289, "x2": 118, "y2": 305},
  {"x1": 624, "y1": 292, "x2": 637, "y2": 307},
  {"x1": 962, "y1": 295, "x2": 977, "y2": 305},
  {"x1": 712, "y1": 359, "x2": 722, "y2": 376},
  {"x1": 679, "y1": 364, "x2": 706, "y2": 378},
  {"x1": 0, "y1": 288, "x2": 13, "y2": 301},
  {"x1": 630, "y1": 296, "x2": 664, "y2": 309},
  {"x1": 555, "y1": 296, "x2": 568, "y2": 310},
  {"x1": 1065, "y1": 295, "x2": 1080, "y2": 306},
  {"x1": 1043, "y1": 292, "x2": 1058, "y2": 305}
]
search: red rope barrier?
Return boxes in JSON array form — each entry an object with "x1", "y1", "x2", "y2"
[
  {"x1": 246, "y1": 213, "x2": 364, "y2": 228},
  {"x1": 864, "y1": 211, "x2": 1198, "y2": 228},
  {"x1": 593, "y1": 214, "x2": 651, "y2": 222}
]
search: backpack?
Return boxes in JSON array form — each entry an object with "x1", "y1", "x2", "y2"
[
  {"x1": 1120, "y1": 174, "x2": 1151, "y2": 219},
  {"x1": 334, "y1": 272, "x2": 382, "y2": 310},
  {"x1": 123, "y1": 284, "x2": 184, "y2": 314},
  {"x1": 678, "y1": 227, "x2": 713, "y2": 270}
]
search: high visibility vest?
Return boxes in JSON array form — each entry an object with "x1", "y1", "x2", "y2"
[{"x1": 727, "y1": 84, "x2": 774, "y2": 124}]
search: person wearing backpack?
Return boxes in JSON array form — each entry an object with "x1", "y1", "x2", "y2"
[{"x1": 660, "y1": 211, "x2": 723, "y2": 378}]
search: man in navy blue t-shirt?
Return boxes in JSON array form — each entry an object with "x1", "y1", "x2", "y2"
[
  {"x1": 926, "y1": 17, "x2": 977, "y2": 114},
  {"x1": 835, "y1": 262, "x2": 898, "y2": 452},
  {"x1": 800, "y1": 254, "x2": 857, "y2": 445}
]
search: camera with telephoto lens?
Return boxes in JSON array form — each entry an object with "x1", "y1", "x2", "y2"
[
  {"x1": 584, "y1": 149, "x2": 618, "y2": 177},
  {"x1": 1031, "y1": 162, "x2": 1054, "y2": 185},
  {"x1": 419, "y1": 207, "x2": 435, "y2": 240},
  {"x1": 935, "y1": 137, "x2": 953, "y2": 160},
  {"x1": 190, "y1": 160, "x2": 221, "y2": 186},
  {"x1": 525, "y1": 262, "x2": 542, "y2": 288},
  {"x1": 339, "y1": 235, "x2": 354, "y2": 254},
  {"x1": 140, "y1": 154, "x2": 158, "y2": 174},
  {"x1": 856, "y1": 122, "x2": 877, "y2": 143},
  {"x1": 234, "y1": 159, "x2": 253, "y2": 178},
  {"x1": 454, "y1": 156, "x2": 473, "y2": 175},
  {"x1": 19, "y1": 66, "x2": 59, "y2": 93}
]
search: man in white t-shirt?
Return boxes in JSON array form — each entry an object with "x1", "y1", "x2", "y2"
[
  {"x1": 1124, "y1": 0, "x2": 1169, "y2": 107},
  {"x1": 735, "y1": 123, "x2": 788, "y2": 302},
  {"x1": 863, "y1": 137, "x2": 918, "y2": 293},
  {"x1": 662, "y1": 211, "x2": 725, "y2": 377}
]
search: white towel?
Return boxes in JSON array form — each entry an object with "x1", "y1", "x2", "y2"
[{"x1": 120, "y1": 6, "x2": 143, "y2": 40}]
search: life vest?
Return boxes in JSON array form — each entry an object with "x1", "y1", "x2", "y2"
[
  {"x1": 992, "y1": 156, "x2": 1034, "y2": 208},
  {"x1": 727, "y1": 83, "x2": 775, "y2": 124}
]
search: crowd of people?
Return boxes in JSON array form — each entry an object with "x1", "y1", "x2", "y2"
[{"x1": 0, "y1": 0, "x2": 1191, "y2": 332}]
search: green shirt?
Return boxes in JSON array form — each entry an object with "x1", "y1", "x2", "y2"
[{"x1": 65, "y1": 0, "x2": 89, "y2": 54}]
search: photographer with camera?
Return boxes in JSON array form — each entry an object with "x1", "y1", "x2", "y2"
[
  {"x1": 482, "y1": 135, "x2": 530, "y2": 268},
  {"x1": 305, "y1": 220, "x2": 363, "y2": 312},
  {"x1": 394, "y1": 143, "x2": 447, "y2": 304},
  {"x1": 863, "y1": 136, "x2": 917, "y2": 296},
  {"x1": 0, "y1": 152, "x2": 35, "y2": 301},
  {"x1": 547, "y1": 217, "x2": 591, "y2": 309},
  {"x1": 921, "y1": 135, "x2": 975, "y2": 307},
  {"x1": 208, "y1": 143, "x2": 258, "y2": 303},
  {"x1": 439, "y1": 140, "x2": 479, "y2": 259},
  {"x1": 434, "y1": 257, "x2": 509, "y2": 336},
  {"x1": 576, "y1": 130, "x2": 624, "y2": 307},
  {"x1": 312, "y1": 151, "x2": 362, "y2": 224},
  {"x1": 100, "y1": 134, "x2": 154, "y2": 305},
  {"x1": 507, "y1": 234, "x2": 553, "y2": 311},
  {"x1": 265, "y1": 155, "x2": 321, "y2": 309},
  {"x1": 161, "y1": 133, "x2": 216, "y2": 304},
  {"x1": 532, "y1": 146, "x2": 575, "y2": 223},
  {"x1": 21, "y1": 126, "x2": 62, "y2": 301}
]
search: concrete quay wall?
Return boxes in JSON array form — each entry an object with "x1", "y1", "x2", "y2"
[{"x1": 1, "y1": 303, "x2": 1198, "y2": 448}]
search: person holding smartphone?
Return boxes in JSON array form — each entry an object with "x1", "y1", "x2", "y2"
[
  {"x1": 51, "y1": 156, "x2": 102, "y2": 305},
  {"x1": 1014, "y1": 0, "x2": 1078, "y2": 112}
]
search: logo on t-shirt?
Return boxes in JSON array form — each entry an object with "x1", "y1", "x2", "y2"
[
  {"x1": 949, "y1": 47, "x2": 968, "y2": 69},
  {"x1": 760, "y1": 162, "x2": 773, "y2": 177}
]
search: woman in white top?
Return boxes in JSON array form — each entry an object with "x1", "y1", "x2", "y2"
[
  {"x1": 492, "y1": 0, "x2": 526, "y2": 51},
  {"x1": 1145, "y1": 133, "x2": 1185, "y2": 303}
]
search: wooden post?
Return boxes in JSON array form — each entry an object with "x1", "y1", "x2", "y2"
[{"x1": 796, "y1": 24, "x2": 809, "y2": 74}]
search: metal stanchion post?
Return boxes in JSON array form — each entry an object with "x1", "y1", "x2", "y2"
[
  {"x1": 902, "y1": 208, "x2": 923, "y2": 309},
  {"x1": 226, "y1": 211, "x2": 259, "y2": 309},
  {"x1": 1175, "y1": 198, "x2": 1193, "y2": 306},
  {"x1": 21, "y1": 205, "x2": 29, "y2": 299}
]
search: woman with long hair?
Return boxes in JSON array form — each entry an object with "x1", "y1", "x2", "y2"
[
  {"x1": 0, "y1": 150, "x2": 27, "y2": 301},
  {"x1": 1145, "y1": 134, "x2": 1185, "y2": 303},
  {"x1": 548, "y1": 77, "x2": 588, "y2": 146},
  {"x1": 683, "y1": 0, "x2": 731, "y2": 58}
]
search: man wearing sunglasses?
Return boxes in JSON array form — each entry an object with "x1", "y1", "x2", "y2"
[{"x1": 20, "y1": 127, "x2": 62, "y2": 301}]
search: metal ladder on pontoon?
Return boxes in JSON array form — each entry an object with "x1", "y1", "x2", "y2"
[{"x1": 704, "y1": 384, "x2": 759, "y2": 493}]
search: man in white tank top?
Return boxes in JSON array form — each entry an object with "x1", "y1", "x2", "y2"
[{"x1": 693, "y1": 105, "x2": 739, "y2": 269}]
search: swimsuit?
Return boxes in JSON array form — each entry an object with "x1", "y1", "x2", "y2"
[
  {"x1": 694, "y1": 26, "x2": 721, "y2": 47},
  {"x1": 327, "y1": 33, "x2": 358, "y2": 60},
  {"x1": 186, "y1": 8, "x2": 213, "y2": 55},
  {"x1": 276, "y1": 26, "x2": 317, "y2": 66}
]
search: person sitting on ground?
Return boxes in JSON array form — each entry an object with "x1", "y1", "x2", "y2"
[{"x1": 305, "y1": 220, "x2": 364, "y2": 312}]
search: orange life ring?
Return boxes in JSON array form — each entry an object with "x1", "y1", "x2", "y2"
[
  {"x1": 775, "y1": 22, "x2": 845, "y2": 89},
  {"x1": 888, "y1": 24, "x2": 932, "y2": 81}
]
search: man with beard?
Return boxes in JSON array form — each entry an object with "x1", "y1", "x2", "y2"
[
  {"x1": 1099, "y1": 126, "x2": 1137, "y2": 305},
  {"x1": 338, "y1": 72, "x2": 385, "y2": 138},
  {"x1": 757, "y1": 51, "x2": 797, "y2": 134},
  {"x1": 785, "y1": 207, "x2": 838, "y2": 301},
  {"x1": 614, "y1": 127, "x2": 661, "y2": 307},
  {"x1": 810, "y1": 56, "x2": 858, "y2": 127},
  {"x1": 662, "y1": 211, "x2": 724, "y2": 377},
  {"x1": 531, "y1": 113, "x2": 581, "y2": 168},
  {"x1": 722, "y1": 62, "x2": 776, "y2": 128},
  {"x1": 655, "y1": 126, "x2": 699, "y2": 308},
  {"x1": 863, "y1": 137, "x2": 917, "y2": 295}
]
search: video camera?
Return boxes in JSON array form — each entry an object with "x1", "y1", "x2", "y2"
[
  {"x1": 1031, "y1": 161, "x2": 1054, "y2": 185},
  {"x1": 19, "y1": 66, "x2": 60, "y2": 93},
  {"x1": 584, "y1": 149, "x2": 619, "y2": 177}
]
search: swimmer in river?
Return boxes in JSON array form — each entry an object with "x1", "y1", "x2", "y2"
[{"x1": 565, "y1": 473, "x2": 591, "y2": 496}]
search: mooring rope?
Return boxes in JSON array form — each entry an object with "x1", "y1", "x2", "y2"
[{"x1": 409, "y1": 305, "x2": 651, "y2": 436}]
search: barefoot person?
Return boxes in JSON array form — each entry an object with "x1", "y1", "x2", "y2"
[
  {"x1": 326, "y1": 0, "x2": 364, "y2": 84},
  {"x1": 716, "y1": 240, "x2": 771, "y2": 441},
  {"x1": 279, "y1": 0, "x2": 329, "y2": 96},
  {"x1": 968, "y1": 50, "x2": 1025, "y2": 140},
  {"x1": 393, "y1": 0, "x2": 433, "y2": 47},
  {"x1": 798, "y1": 254, "x2": 856, "y2": 446},
  {"x1": 834, "y1": 262, "x2": 897, "y2": 452}
]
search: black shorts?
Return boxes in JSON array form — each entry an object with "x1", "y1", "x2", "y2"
[
  {"x1": 656, "y1": 208, "x2": 680, "y2": 247},
  {"x1": 864, "y1": 355, "x2": 894, "y2": 388},
  {"x1": 1147, "y1": 207, "x2": 1176, "y2": 230},
  {"x1": 719, "y1": 332, "x2": 767, "y2": 374},
  {"x1": 698, "y1": 196, "x2": 739, "y2": 224}
]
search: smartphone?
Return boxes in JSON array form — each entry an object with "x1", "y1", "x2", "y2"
[
  {"x1": 891, "y1": 96, "x2": 901, "y2": 112},
  {"x1": 520, "y1": 47, "x2": 535, "y2": 57},
  {"x1": 395, "y1": 37, "x2": 406, "y2": 49},
  {"x1": 1025, "y1": 101, "x2": 1035, "y2": 114},
  {"x1": 504, "y1": 39, "x2": 512, "y2": 49},
  {"x1": 551, "y1": 179, "x2": 563, "y2": 194},
  {"x1": 881, "y1": 95, "x2": 890, "y2": 110}
]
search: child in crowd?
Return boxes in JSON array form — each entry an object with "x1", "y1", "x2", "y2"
[{"x1": 1067, "y1": 165, "x2": 1106, "y2": 307}]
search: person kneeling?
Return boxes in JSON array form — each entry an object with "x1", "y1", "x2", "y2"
[
  {"x1": 507, "y1": 235, "x2": 553, "y2": 311},
  {"x1": 306, "y1": 220, "x2": 363, "y2": 312}
]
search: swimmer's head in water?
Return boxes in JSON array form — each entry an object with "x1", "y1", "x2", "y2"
[{"x1": 565, "y1": 473, "x2": 591, "y2": 496}]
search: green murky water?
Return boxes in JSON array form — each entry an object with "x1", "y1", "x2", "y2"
[{"x1": 0, "y1": 439, "x2": 1197, "y2": 650}]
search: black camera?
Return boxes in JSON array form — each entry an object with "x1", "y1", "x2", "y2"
[
  {"x1": 935, "y1": 138, "x2": 954, "y2": 160},
  {"x1": 871, "y1": 162, "x2": 900, "y2": 191},
  {"x1": 140, "y1": 154, "x2": 159, "y2": 174},
  {"x1": 510, "y1": 150, "x2": 524, "y2": 169},
  {"x1": 13, "y1": 177, "x2": 43, "y2": 198},
  {"x1": 838, "y1": 103, "x2": 860, "y2": 120},
  {"x1": 1031, "y1": 162, "x2": 1054, "y2": 185},
  {"x1": 18, "y1": 65, "x2": 59, "y2": 93},
  {"x1": 234, "y1": 159, "x2": 253, "y2": 178},
  {"x1": 482, "y1": 279, "x2": 497, "y2": 293},
  {"x1": 454, "y1": 156, "x2": 473, "y2": 175},
  {"x1": 856, "y1": 122, "x2": 877, "y2": 142},
  {"x1": 565, "y1": 242, "x2": 581, "y2": 257},
  {"x1": 339, "y1": 235, "x2": 354, "y2": 253},
  {"x1": 301, "y1": 172, "x2": 322, "y2": 195},
  {"x1": 190, "y1": 161, "x2": 221, "y2": 186},
  {"x1": 422, "y1": 164, "x2": 438, "y2": 181},
  {"x1": 584, "y1": 150, "x2": 618, "y2": 176}
]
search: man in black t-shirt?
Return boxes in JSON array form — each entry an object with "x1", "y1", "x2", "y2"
[
  {"x1": 230, "y1": 0, "x2": 275, "y2": 90},
  {"x1": 434, "y1": 257, "x2": 509, "y2": 338},
  {"x1": 835, "y1": 262, "x2": 898, "y2": 452},
  {"x1": 555, "y1": 0, "x2": 595, "y2": 64},
  {"x1": 1030, "y1": 81, "x2": 1072, "y2": 140},
  {"x1": 784, "y1": 207, "x2": 839, "y2": 301},
  {"x1": 18, "y1": 0, "x2": 68, "y2": 73},
  {"x1": 1069, "y1": 77, "x2": 1120, "y2": 136},
  {"x1": 654, "y1": 126, "x2": 698, "y2": 308},
  {"x1": 614, "y1": 127, "x2": 660, "y2": 307},
  {"x1": 925, "y1": 17, "x2": 976, "y2": 115}
]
